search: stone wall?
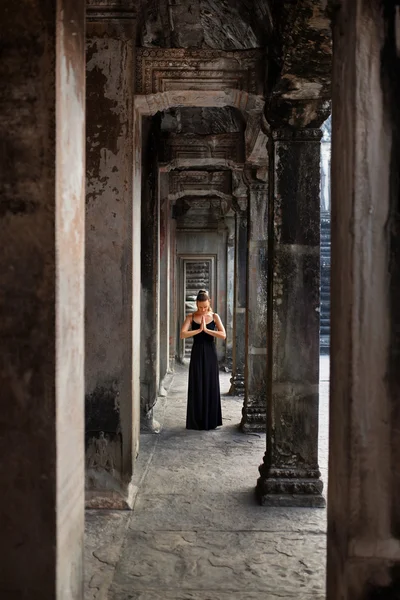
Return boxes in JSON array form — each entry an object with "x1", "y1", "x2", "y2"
[{"x1": 0, "y1": 1, "x2": 85, "y2": 596}]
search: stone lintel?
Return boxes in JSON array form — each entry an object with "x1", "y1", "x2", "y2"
[
  {"x1": 159, "y1": 158, "x2": 243, "y2": 172},
  {"x1": 134, "y1": 89, "x2": 265, "y2": 117},
  {"x1": 168, "y1": 189, "x2": 232, "y2": 204}
]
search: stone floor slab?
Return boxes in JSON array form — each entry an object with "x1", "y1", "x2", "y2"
[
  {"x1": 85, "y1": 360, "x2": 330, "y2": 599},
  {"x1": 85, "y1": 511, "x2": 130, "y2": 600},
  {"x1": 110, "y1": 590, "x2": 324, "y2": 600},
  {"x1": 110, "y1": 530, "x2": 326, "y2": 596},
  {"x1": 130, "y1": 491, "x2": 326, "y2": 533}
]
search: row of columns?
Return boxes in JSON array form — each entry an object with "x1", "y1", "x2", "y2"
[
  {"x1": 2, "y1": 0, "x2": 400, "y2": 596},
  {"x1": 229, "y1": 129, "x2": 323, "y2": 506}
]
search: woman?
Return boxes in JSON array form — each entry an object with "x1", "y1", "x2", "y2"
[{"x1": 180, "y1": 290, "x2": 226, "y2": 430}]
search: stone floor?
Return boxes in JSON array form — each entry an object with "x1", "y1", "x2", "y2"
[{"x1": 85, "y1": 356, "x2": 330, "y2": 600}]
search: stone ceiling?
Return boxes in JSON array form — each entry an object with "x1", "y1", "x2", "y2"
[{"x1": 139, "y1": 0, "x2": 269, "y2": 50}]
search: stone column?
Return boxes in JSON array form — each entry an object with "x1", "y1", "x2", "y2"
[
  {"x1": 85, "y1": 11, "x2": 137, "y2": 508},
  {"x1": 229, "y1": 199, "x2": 248, "y2": 396},
  {"x1": 169, "y1": 211, "x2": 178, "y2": 371},
  {"x1": 140, "y1": 118, "x2": 160, "y2": 433},
  {"x1": 327, "y1": 1, "x2": 400, "y2": 597},
  {"x1": 241, "y1": 180, "x2": 268, "y2": 431},
  {"x1": 159, "y1": 170, "x2": 170, "y2": 391},
  {"x1": 0, "y1": 2, "x2": 85, "y2": 597},
  {"x1": 225, "y1": 215, "x2": 235, "y2": 368},
  {"x1": 256, "y1": 128, "x2": 324, "y2": 507}
]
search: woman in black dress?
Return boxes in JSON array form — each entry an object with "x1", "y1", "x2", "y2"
[{"x1": 180, "y1": 290, "x2": 226, "y2": 430}]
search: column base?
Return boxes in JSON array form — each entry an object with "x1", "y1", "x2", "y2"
[
  {"x1": 85, "y1": 476, "x2": 137, "y2": 510},
  {"x1": 240, "y1": 405, "x2": 266, "y2": 432},
  {"x1": 256, "y1": 467, "x2": 325, "y2": 507},
  {"x1": 140, "y1": 408, "x2": 161, "y2": 434},
  {"x1": 229, "y1": 373, "x2": 245, "y2": 396}
]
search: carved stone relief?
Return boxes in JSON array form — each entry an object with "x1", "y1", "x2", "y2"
[
  {"x1": 161, "y1": 133, "x2": 243, "y2": 162},
  {"x1": 169, "y1": 170, "x2": 231, "y2": 195},
  {"x1": 136, "y1": 48, "x2": 264, "y2": 95}
]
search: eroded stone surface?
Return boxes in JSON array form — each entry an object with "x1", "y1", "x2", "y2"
[
  {"x1": 111, "y1": 592, "x2": 324, "y2": 600},
  {"x1": 85, "y1": 362, "x2": 329, "y2": 599},
  {"x1": 85, "y1": 512, "x2": 130, "y2": 600},
  {"x1": 111, "y1": 530, "x2": 326, "y2": 596}
]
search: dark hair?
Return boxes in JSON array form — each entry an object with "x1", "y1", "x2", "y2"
[
  {"x1": 196, "y1": 289, "x2": 213, "y2": 312},
  {"x1": 196, "y1": 289, "x2": 209, "y2": 302}
]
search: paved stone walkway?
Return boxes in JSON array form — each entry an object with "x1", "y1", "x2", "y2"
[{"x1": 85, "y1": 357, "x2": 329, "y2": 600}]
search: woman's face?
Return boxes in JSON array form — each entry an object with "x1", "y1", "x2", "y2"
[{"x1": 197, "y1": 300, "x2": 210, "y2": 313}]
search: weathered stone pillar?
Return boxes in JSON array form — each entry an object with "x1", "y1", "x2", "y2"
[
  {"x1": 230, "y1": 199, "x2": 248, "y2": 396},
  {"x1": 169, "y1": 212, "x2": 178, "y2": 371},
  {"x1": 327, "y1": 1, "x2": 400, "y2": 597},
  {"x1": 225, "y1": 215, "x2": 235, "y2": 368},
  {"x1": 85, "y1": 11, "x2": 137, "y2": 508},
  {"x1": 241, "y1": 180, "x2": 268, "y2": 431},
  {"x1": 0, "y1": 2, "x2": 85, "y2": 596},
  {"x1": 159, "y1": 170, "x2": 170, "y2": 390},
  {"x1": 141, "y1": 118, "x2": 161, "y2": 433},
  {"x1": 256, "y1": 128, "x2": 323, "y2": 507}
]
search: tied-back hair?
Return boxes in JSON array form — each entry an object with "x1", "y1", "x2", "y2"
[{"x1": 196, "y1": 289, "x2": 213, "y2": 312}]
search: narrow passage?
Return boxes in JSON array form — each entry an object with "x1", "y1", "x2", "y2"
[{"x1": 86, "y1": 360, "x2": 329, "y2": 600}]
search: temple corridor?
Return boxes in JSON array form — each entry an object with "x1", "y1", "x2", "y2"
[
  {"x1": 2, "y1": 1, "x2": 400, "y2": 598},
  {"x1": 85, "y1": 358, "x2": 329, "y2": 599}
]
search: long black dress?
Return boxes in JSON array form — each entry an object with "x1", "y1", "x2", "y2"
[{"x1": 186, "y1": 315, "x2": 223, "y2": 430}]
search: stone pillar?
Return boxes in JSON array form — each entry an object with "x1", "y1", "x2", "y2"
[
  {"x1": 140, "y1": 118, "x2": 160, "y2": 433},
  {"x1": 169, "y1": 212, "x2": 177, "y2": 371},
  {"x1": 85, "y1": 12, "x2": 137, "y2": 508},
  {"x1": 256, "y1": 128, "x2": 323, "y2": 507},
  {"x1": 0, "y1": 2, "x2": 85, "y2": 597},
  {"x1": 225, "y1": 215, "x2": 235, "y2": 368},
  {"x1": 159, "y1": 171, "x2": 170, "y2": 390},
  {"x1": 241, "y1": 180, "x2": 268, "y2": 431},
  {"x1": 327, "y1": 1, "x2": 400, "y2": 597},
  {"x1": 229, "y1": 199, "x2": 248, "y2": 396}
]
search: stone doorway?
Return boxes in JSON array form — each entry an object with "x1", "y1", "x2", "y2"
[{"x1": 178, "y1": 255, "x2": 216, "y2": 362}]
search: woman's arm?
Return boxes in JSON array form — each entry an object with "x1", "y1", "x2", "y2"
[
  {"x1": 203, "y1": 314, "x2": 226, "y2": 340},
  {"x1": 180, "y1": 314, "x2": 202, "y2": 339}
]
